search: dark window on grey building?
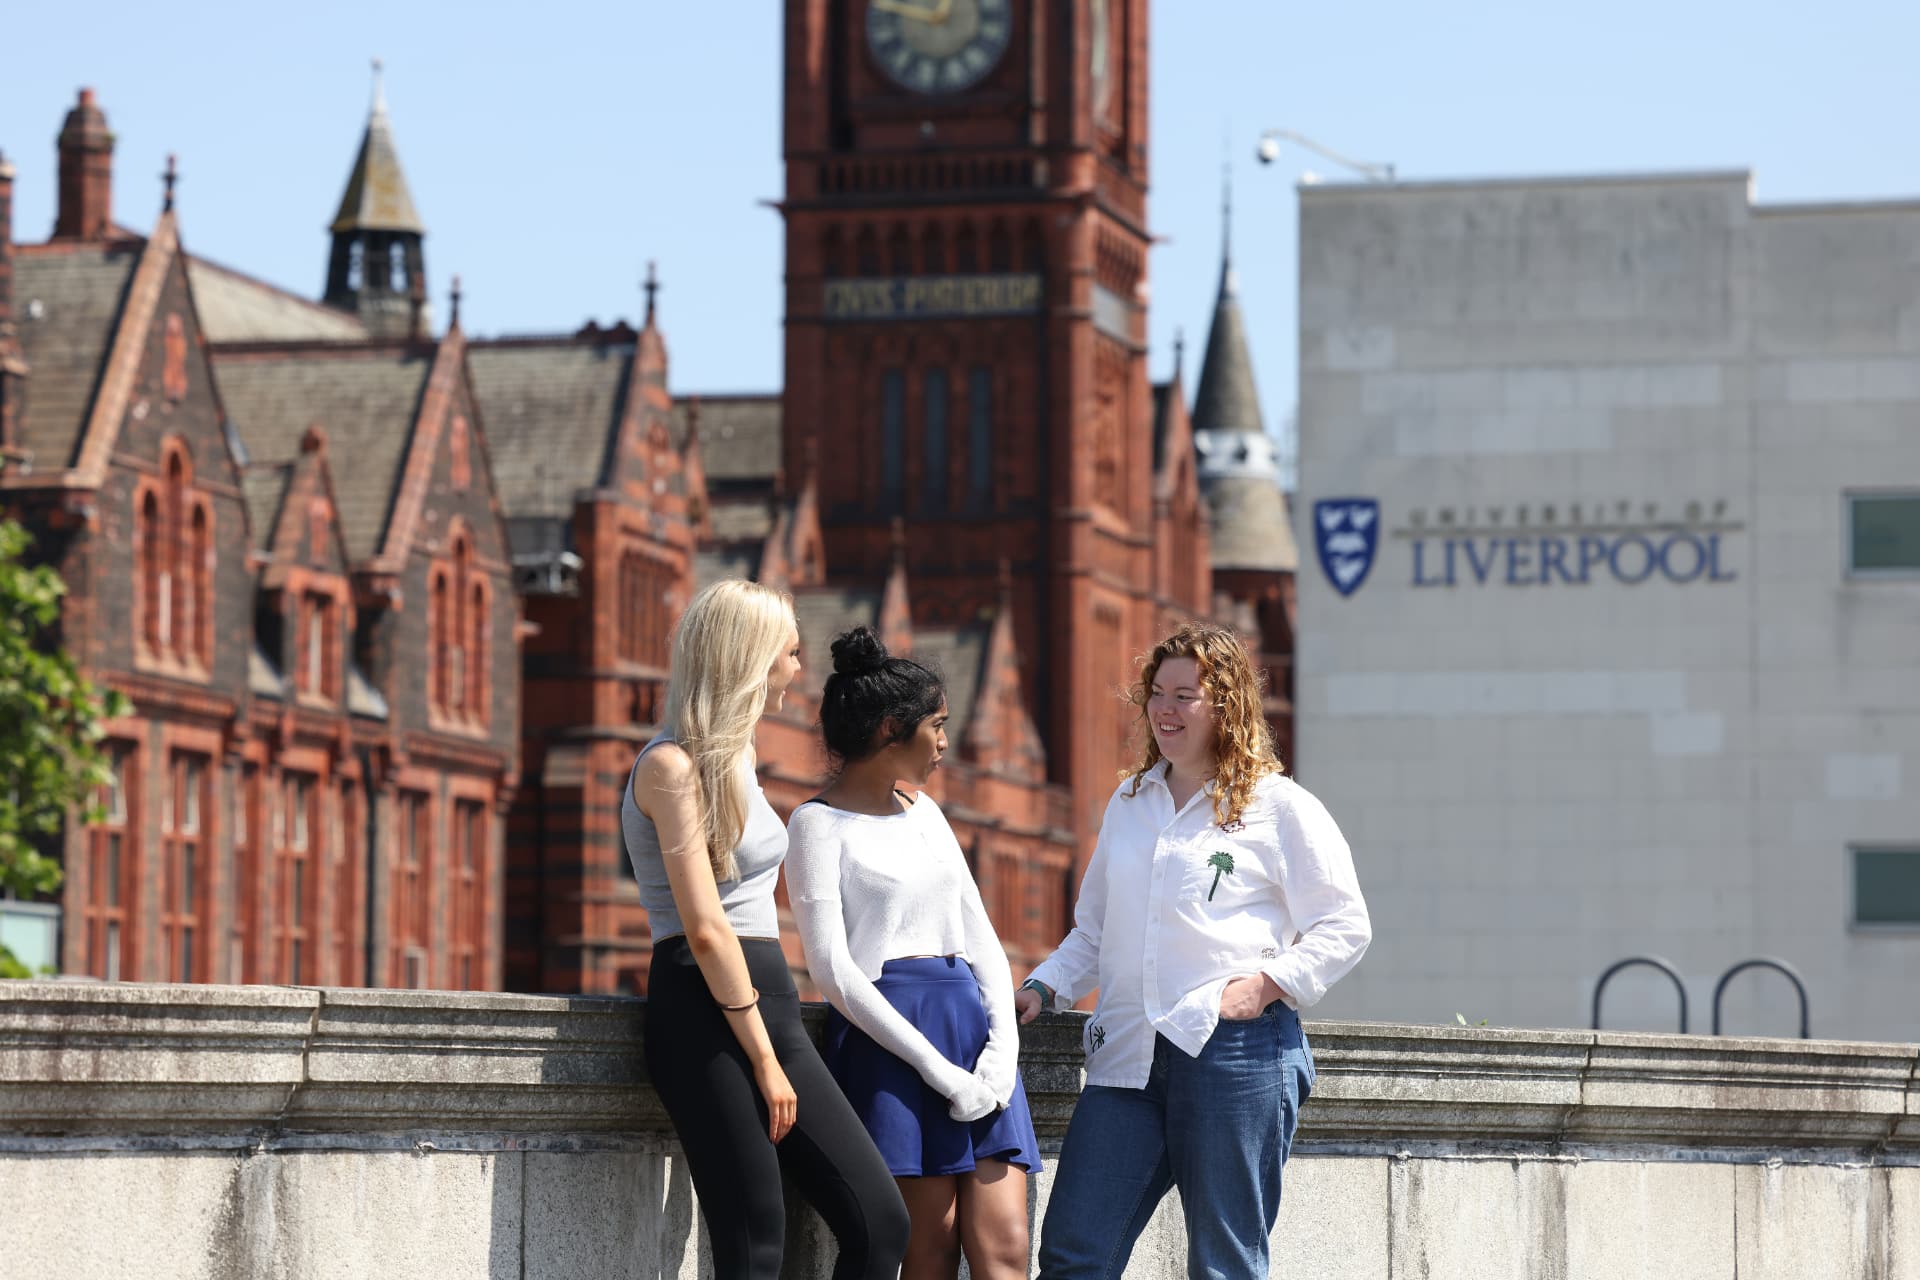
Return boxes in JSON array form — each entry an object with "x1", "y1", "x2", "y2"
[
  {"x1": 1848, "y1": 494, "x2": 1920, "y2": 574},
  {"x1": 1853, "y1": 847, "x2": 1920, "y2": 926}
]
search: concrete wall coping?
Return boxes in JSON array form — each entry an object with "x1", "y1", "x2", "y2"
[{"x1": 4, "y1": 982, "x2": 1917, "y2": 1158}]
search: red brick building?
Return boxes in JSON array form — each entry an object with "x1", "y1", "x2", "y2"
[
  {"x1": 4, "y1": 1, "x2": 1296, "y2": 995},
  {"x1": 0, "y1": 89, "x2": 518, "y2": 989}
]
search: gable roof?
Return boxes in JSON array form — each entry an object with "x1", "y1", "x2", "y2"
[
  {"x1": 10, "y1": 242, "x2": 142, "y2": 472},
  {"x1": 468, "y1": 339, "x2": 632, "y2": 522},
  {"x1": 212, "y1": 345, "x2": 431, "y2": 562},
  {"x1": 187, "y1": 255, "x2": 369, "y2": 344},
  {"x1": 669, "y1": 394, "x2": 781, "y2": 483}
]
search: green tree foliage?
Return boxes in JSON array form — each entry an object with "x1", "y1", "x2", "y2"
[{"x1": 0, "y1": 518, "x2": 128, "y2": 976}]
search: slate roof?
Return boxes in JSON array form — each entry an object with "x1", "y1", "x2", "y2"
[
  {"x1": 792, "y1": 586, "x2": 881, "y2": 684},
  {"x1": 212, "y1": 347, "x2": 431, "y2": 562},
  {"x1": 693, "y1": 545, "x2": 757, "y2": 591},
  {"x1": 1203, "y1": 473, "x2": 1298, "y2": 572},
  {"x1": 1191, "y1": 256, "x2": 1264, "y2": 438},
  {"x1": 709, "y1": 498, "x2": 774, "y2": 543},
  {"x1": 911, "y1": 625, "x2": 988, "y2": 745},
  {"x1": 670, "y1": 394, "x2": 780, "y2": 482},
  {"x1": 240, "y1": 463, "x2": 293, "y2": 553},
  {"x1": 330, "y1": 96, "x2": 425, "y2": 234},
  {"x1": 468, "y1": 340, "x2": 632, "y2": 522},
  {"x1": 11, "y1": 243, "x2": 142, "y2": 471},
  {"x1": 187, "y1": 256, "x2": 369, "y2": 344},
  {"x1": 788, "y1": 584, "x2": 992, "y2": 743}
]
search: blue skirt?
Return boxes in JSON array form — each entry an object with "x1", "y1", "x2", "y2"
[{"x1": 822, "y1": 955, "x2": 1044, "y2": 1178}]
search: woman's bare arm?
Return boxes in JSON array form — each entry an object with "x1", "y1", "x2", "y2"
[{"x1": 635, "y1": 744, "x2": 796, "y2": 1142}]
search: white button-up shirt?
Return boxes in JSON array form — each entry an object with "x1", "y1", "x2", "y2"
[{"x1": 1026, "y1": 764, "x2": 1371, "y2": 1089}]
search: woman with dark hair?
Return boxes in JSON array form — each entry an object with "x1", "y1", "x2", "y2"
[
  {"x1": 623, "y1": 581, "x2": 908, "y2": 1280},
  {"x1": 1016, "y1": 620, "x2": 1371, "y2": 1280},
  {"x1": 787, "y1": 626, "x2": 1041, "y2": 1280}
]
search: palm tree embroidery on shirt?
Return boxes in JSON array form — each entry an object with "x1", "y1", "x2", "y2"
[
  {"x1": 1206, "y1": 851, "x2": 1237, "y2": 901},
  {"x1": 1090, "y1": 1024, "x2": 1107, "y2": 1054}
]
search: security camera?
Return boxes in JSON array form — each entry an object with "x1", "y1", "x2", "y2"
[{"x1": 1256, "y1": 136, "x2": 1279, "y2": 165}]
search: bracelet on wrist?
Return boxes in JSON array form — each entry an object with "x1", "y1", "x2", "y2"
[
  {"x1": 1019, "y1": 978, "x2": 1054, "y2": 1009},
  {"x1": 718, "y1": 987, "x2": 760, "y2": 1012}
]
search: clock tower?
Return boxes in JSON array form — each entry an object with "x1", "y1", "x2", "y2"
[{"x1": 782, "y1": 0, "x2": 1156, "y2": 845}]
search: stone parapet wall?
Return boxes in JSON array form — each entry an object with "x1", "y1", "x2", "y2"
[{"x1": 2, "y1": 983, "x2": 1917, "y2": 1277}]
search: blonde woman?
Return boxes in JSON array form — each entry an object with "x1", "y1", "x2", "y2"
[
  {"x1": 1016, "y1": 621, "x2": 1371, "y2": 1280},
  {"x1": 624, "y1": 580, "x2": 908, "y2": 1280}
]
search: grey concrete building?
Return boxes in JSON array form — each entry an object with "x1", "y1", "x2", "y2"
[{"x1": 1295, "y1": 170, "x2": 1920, "y2": 1039}]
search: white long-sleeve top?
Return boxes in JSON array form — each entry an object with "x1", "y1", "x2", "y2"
[
  {"x1": 786, "y1": 794, "x2": 1021, "y2": 1108},
  {"x1": 1026, "y1": 764, "x2": 1371, "y2": 1090}
]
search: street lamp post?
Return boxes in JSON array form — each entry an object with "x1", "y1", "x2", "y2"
[{"x1": 1254, "y1": 128, "x2": 1395, "y2": 184}]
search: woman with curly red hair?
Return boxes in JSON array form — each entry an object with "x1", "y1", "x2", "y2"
[{"x1": 1015, "y1": 621, "x2": 1371, "y2": 1280}]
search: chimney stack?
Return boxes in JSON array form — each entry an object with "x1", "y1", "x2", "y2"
[
  {"x1": 53, "y1": 88, "x2": 115, "y2": 242},
  {"x1": 0, "y1": 150, "x2": 17, "y2": 328},
  {"x1": 0, "y1": 149, "x2": 24, "y2": 451}
]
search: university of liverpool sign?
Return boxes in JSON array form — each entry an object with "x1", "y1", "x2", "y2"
[
  {"x1": 821, "y1": 273, "x2": 1044, "y2": 321},
  {"x1": 1316, "y1": 495, "x2": 1745, "y2": 597}
]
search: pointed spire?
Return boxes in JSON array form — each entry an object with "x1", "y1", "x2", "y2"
[
  {"x1": 1172, "y1": 326, "x2": 1185, "y2": 382},
  {"x1": 448, "y1": 274, "x2": 462, "y2": 329},
  {"x1": 1191, "y1": 162, "x2": 1262, "y2": 439},
  {"x1": 643, "y1": 261, "x2": 660, "y2": 326},
  {"x1": 161, "y1": 154, "x2": 178, "y2": 213},
  {"x1": 330, "y1": 62, "x2": 424, "y2": 235}
]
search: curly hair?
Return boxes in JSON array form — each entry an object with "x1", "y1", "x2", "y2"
[{"x1": 1122, "y1": 621, "x2": 1280, "y2": 828}]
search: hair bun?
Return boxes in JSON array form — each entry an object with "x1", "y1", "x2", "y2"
[{"x1": 830, "y1": 626, "x2": 889, "y2": 677}]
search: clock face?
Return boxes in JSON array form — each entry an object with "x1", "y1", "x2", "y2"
[
  {"x1": 866, "y1": 0, "x2": 1012, "y2": 96},
  {"x1": 1089, "y1": 0, "x2": 1112, "y2": 116}
]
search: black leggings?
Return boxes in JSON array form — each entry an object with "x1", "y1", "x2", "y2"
[{"x1": 645, "y1": 935, "x2": 910, "y2": 1280}]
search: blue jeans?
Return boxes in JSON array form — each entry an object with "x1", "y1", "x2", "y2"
[{"x1": 1038, "y1": 1002, "x2": 1315, "y2": 1280}]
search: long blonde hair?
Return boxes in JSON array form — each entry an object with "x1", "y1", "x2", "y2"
[
  {"x1": 1122, "y1": 621, "x2": 1279, "y2": 828},
  {"x1": 664, "y1": 579, "x2": 795, "y2": 880}
]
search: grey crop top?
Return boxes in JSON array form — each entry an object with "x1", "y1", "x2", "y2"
[{"x1": 621, "y1": 733, "x2": 786, "y2": 941}]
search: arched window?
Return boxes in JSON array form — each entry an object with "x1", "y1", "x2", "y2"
[
  {"x1": 190, "y1": 504, "x2": 211, "y2": 666},
  {"x1": 138, "y1": 491, "x2": 162, "y2": 654},
  {"x1": 955, "y1": 222, "x2": 979, "y2": 274},
  {"x1": 429, "y1": 568, "x2": 451, "y2": 714},
  {"x1": 468, "y1": 579, "x2": 488, "y2": 726},
  {"x1": 448, "y1": 537, "x2": 470, "y2": 717},
  {"x1": 163, "y1": 452, "x2": 187, "y2": 652},
  {"x1": 921, "y1": 223, "x2": 947, "y2": 275}
]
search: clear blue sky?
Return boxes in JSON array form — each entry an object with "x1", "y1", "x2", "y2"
[{"x1": 7, "y1": 1, "x2": 1920, "y2": 440}]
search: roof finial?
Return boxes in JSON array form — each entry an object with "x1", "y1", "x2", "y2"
[
  {"x1": 643, "y1": 260, "x2": 659, "y2": 326},
  {"x1": 1173, "y1": 326, "x2": 1185, "y2": 380},
  {"x1": 371, "y1": 57, "x2": 387, "y2": 115},
  {"x1": 449, "y1": 274, "x2": 462, "y2": 328},
  {"x1": 1222, "y1": 156, "x2": 1233, "y2": 266},
  {"x1": 162, "y1": 153, "x2": 178, "y2": 213}
]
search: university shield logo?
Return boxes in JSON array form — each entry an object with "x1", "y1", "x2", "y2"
[{"x1": 1313, "y1": 497, "x2": 1379, "y2": 597}]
